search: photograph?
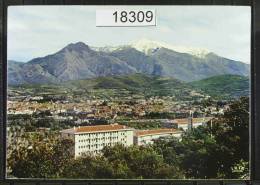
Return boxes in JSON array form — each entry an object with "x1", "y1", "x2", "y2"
[{"x1": 6, "y1": 6, "x2": 250, "y2": 179}]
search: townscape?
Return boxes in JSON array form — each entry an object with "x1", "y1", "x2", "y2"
[
  {"x1": 7, "y1": 40, "x2": 250, "y2": 179},
  {"x1": 8, "y1": 88, "x2": 218, "y2": 157}
]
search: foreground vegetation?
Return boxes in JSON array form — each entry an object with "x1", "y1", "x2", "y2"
[{"x1": 8, "y1": 97, "x2": 249, "y2": 179}]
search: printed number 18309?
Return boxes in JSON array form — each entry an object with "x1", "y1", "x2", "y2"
[
  {"x1": 96, "y1": 9, "x2": 156, "y2": 27},
  {"x1": 112, "y1": 11, "x2": 154, "y2": 23}
]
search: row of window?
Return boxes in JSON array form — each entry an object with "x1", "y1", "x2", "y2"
[
  {"x1": 78, "y1": 131, "x2": 126, "y2": 137},
  {"x1": 78, "y1": 142, "x2": 124, "y2": 149},
  {"x1": 78, "y1": 140, "x2": 126, "y2": 148},
  {"x1": 78, "y1": 136, "x2": 126, "y2": 143}
]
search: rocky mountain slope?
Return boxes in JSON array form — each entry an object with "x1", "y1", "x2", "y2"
[{"x1": 8, "y1": 40, "x2": 249, "y2": 85}]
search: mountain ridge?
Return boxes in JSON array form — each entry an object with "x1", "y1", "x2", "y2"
[{"x1": 8, "y1": 40, "x2": 250, "y2": 85}]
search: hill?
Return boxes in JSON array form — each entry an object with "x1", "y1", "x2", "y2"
[
  {"x1": 62, "y1": 73, "x2": 188, "y2": 99},
  {"x1": 190, "y1": 74, "x2": 249, "y2": 99},
  {"x1": 9, "y1": 74, "x2": 249, "y2": 101}
]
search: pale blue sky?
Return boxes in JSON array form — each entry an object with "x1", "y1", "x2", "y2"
[{"x1": 8, "y1": 6, "x2": 251, "y2": 63}]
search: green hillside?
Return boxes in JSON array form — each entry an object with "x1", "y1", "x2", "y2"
[
  {"x1": 190, "y1": 74, "x2": 249, "y2": 99},
  {"x1": 9, "y1": 74, "x2": 249, "y2": 101},
  {"x1": 62, "y1": 73, "x2": 189, "y2": 99}
]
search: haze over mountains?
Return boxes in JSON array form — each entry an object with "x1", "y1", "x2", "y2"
[{"x1": 8, "y1": 39, "x2": 250, "y2": 85}]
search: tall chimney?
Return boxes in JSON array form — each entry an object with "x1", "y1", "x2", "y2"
[{"x1": 188, "y1": 111, "x2": 193, "y2": 131}]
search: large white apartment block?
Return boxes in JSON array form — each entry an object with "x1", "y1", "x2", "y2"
[
  {"x1": 60, "y1": 124, "x2": 134, "y2": 157},
  {"x1": 134, "y1": 128, "x2": 183, "y2": 146}
]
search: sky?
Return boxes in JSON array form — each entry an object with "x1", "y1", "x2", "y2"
[{"x1": 8, "y1": 6, "x2": 251, "y2": 63}]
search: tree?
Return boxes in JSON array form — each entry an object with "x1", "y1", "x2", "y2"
[
  {"x1": 8, "y1": 135, "x2": 74, "y2": 178},
  {"x1": 8, "y1": 141, "x2": 56, "y2": 178},
  {"x1": 102, "y1": 144, "x2": 183, "y2": 179},
  {"x1": 210, "y1": 97, "x2": 249, "y2": 178},
  {"x1": 61, "y1": 155, "x2": 113, "y2": 179},
  {"x1": 151, "y1": 97, "x2": 249, "y2": 179}
]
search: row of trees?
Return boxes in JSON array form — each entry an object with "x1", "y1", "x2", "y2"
[{"x1": 8, "y1": 97, "x2": 249, "y2": 179}]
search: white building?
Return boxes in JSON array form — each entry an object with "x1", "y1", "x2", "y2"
[
  {"x1": 134, "y1": 128, "x2": 183, "y2": 146},
  {"x1": 60, "y1": 124, "x2": 134, "y2": 157},
  {"x1": 172, "y1": 117, "x2": 213, "y2": 131}
]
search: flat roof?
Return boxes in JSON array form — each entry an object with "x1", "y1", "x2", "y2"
[{"x1": 173, "y1": 117, "x2": 213, "y2": 125}]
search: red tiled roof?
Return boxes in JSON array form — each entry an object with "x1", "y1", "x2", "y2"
[{"x1": 61, "y1": 124, "x2": 132, "y2": 134}]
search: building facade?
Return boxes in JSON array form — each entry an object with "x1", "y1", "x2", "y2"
[
  {"x1": 60, "y1": 124, "x2": 134, "y2": 157},
  {"x1": 134, "y1": 128, "x2": 183, "y2": 146},
  {"x1": 163, "y1": 117, "x2": 213, "y2": 131}
]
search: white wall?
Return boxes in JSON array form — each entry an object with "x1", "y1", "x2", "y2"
[
  {"x1": 134, "y1": 132, "x2": 182, "y2": 146},
  {"x1": 73, "y1": 129, "x2": 134, "y2": 157}
]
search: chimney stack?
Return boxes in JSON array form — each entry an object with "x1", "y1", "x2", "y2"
[{"x1": 188, "y1": 111, "x2": 193, "y2": 131}]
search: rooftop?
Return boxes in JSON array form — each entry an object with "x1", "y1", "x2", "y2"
[
  {"x1": 135, "y1": 128, "x2": 182, "y2": 137},
  {"x1": 60, "y1": 124, "x2": 133, "y2": 134},
  {"x1": 173, "y1": 117, "x2": 213, "y2": 125}
]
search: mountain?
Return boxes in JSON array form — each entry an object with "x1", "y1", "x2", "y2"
[
  {"x1": 190, "y1": 74, "x2": 249, "y2": 98},
  {"x1": 8, "y1": 60, "x2": 59, "y2": 85},
  {"x1": 91, "y1": 39, "x2": 211, "y2": 58},
  {"x1": 8, "y1": 42, "x2": 137, "y2": 85},
  {"x1": 8, "y1": 40, "x2": 250, "y2": 85},
  {"x1": 108, "y1": 45, "x2": 249, "y2": 81},
  {"x1": 110, "y1": 47, "x2": 163, "y2": 76},
  {"x1": 149, "y1": 48, "x2": 249, "y2": 81},
  {"x1": 130, "y1": 38, "x2": 210, "y2": 58}
]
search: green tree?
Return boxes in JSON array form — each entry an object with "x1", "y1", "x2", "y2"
[
  {"x1": 102, "y1": 144, "x2": 183, "y2": 179},
  {"x1": 61, "y1": 155, "x2": 113, "y2": 179},
  {"x1": 8, "y1": 136, "x2": 74, "y2": 178},
  {"x1": 210, "y1": 97, "x2": 249, "y2": 178}
]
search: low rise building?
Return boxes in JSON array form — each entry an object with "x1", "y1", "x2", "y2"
[
  {"x1": 134, "y1": 128, "x2": 183, "y2": 146},
  {"x1": 171, "y1": 117, "x2": 213, "y2": 131},
  {"x1": 60, "y1": 124, "x2": 134, "y2": 157}
]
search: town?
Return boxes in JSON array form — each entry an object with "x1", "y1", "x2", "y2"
[
  {"x1": 7, "y1": 86, "x2": 229, "y2": 159},
  {"x1": 6, "y1": 78, "x2": 250, "y2": 180}
]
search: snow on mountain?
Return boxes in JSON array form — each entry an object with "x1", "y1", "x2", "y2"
[
  {"x1": 91, "y1": 38, "x2": 211, "y2": 58},
  {"x1": 130, "y1": 38, "x2": 210, "y2": 58},
  {"x1": 90, "y1": 46, "x2": 121, "y2": 52},
  {"x1": 8, "y1": 41, "x2": 249, "y2": 85}
]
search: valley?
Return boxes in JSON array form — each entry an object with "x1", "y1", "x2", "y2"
[{"x1": 7, "y1": 40, "x2": 250, "y2": 179}]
